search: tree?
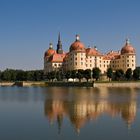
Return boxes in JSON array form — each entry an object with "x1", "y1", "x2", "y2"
[
  {"x1": 46, "y1": 72, "x2": 52, "y2": 81},
  {"x1": 133, "y1": 68, "x2": 140, "y2": 80},
  {"x1": 114, "y1": 69, "x2": 124, "y2": 81},
  {"x1": 125, "y1": 68, "x2": 132, "y2": 80},
  {"x1": 84, "y1": 69, "x2": 91, "y2": 82},
  {"x1": 107, "y1": 68, "x2": 113, "y2": 81},
  {"x1": 71, "y1": 70, "x2": 77, "y2": 82},
  {"x1": 56, "y1": 71, "x2": 64, "y2": 81},
  {"x1": 92, "y1": 68, "x2": 101, "y2": 81},
  {"x1": 76, "y1": 69, "x2": 84, "y2": 82},
  {"x1": 1, "y1": 69, "x2": 12, "y2": 81},
  {"x1": 16, "y1": 70, "x2": 27, "y2": 81},
  {"x1": 50, "y1": 71, "x2": 56, "y2": 82},
  {"x1": 65, "y1": 71, "x2": 71, "y2": 81}
]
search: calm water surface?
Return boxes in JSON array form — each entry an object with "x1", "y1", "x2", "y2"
[{"x1": 0, "y1": 86, "x2": 140, "y2": 140}]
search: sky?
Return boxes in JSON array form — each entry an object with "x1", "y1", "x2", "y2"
[{"x1": 0, "y1": 0, "x2": 140, "y2": 70}]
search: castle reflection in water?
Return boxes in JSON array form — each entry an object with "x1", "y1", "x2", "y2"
[{"x1": 44, "y1": 87, "x2": 137, "y2": 134}]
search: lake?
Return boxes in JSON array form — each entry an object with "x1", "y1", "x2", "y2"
[{"x1": 0, "y1": 86, "x2": 140, "y2": 140}]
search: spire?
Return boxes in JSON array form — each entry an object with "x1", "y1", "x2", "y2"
[
  {"x1": 58, "y1": 32, "x2": 61, "y2": 42},
  {"x1": 57, "y1": 32, "x2": 63, "y2": 54}
]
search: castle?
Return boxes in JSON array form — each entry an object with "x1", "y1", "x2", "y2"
[{"x1": 44, "y1": 34, "x2": 136, "y2": 75}]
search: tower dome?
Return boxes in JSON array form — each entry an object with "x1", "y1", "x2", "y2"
[
  {"x1": 121, "y1": 39, "x2": 135, "y2": 55},
  {"x1": 44, "y1": 43, "x2": 55, "y2": 57},
  {"x1": 69, "y1": 35, "x2": 85, "y2": 52}
]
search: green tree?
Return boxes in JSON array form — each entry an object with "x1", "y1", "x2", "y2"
[
  {"x1": 46, "y1": 72, "x2": 52, "y2": 81},
  {"x1": 71, "y1": 70, "x2": 77, "y2": 82},
  {"x1": 84, "y1": 69, "x2": 91, "y2": 82},
  {"x1": 1, "y1": 69, "x2": 11, "y2": 81},
  {"x1": 76, "y1": 69, "x2": 84, "y2": 82},
  {"x1": 65, "y1": 71, "x2": 71, "y2": 81},
  {"x1": 16, "y1": 70, "x2": 27, "y2": 81},
  {"x1": 125, "y1": 68, "x2": 132, "y2": 80},
  {"x1": 114, "y1": 69, "x2": 124, "y2": 81},
  {"x1": 133, "y1": 68, "x2": 140, "y2": 80},
  {"x1": 92, "y1": 68, "x2": 101, "y2": 81},
  {"x1": 107, "y1": 68, "x2": 113, "y2": 81},
  {"x1": 50, "y1": 71, "x2": 56, "y2": 82}
]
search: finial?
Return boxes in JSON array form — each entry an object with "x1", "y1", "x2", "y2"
[
  {"x1": 76, "y1": 34, "x2": 80, "y2": 41},
  {"x1": 94, "y1": 46, "x2": 97, "y2": 50},
  {"x1": 126, "y1": 38, "x2": 130, "y2": 45},
  {"x1": 49, "y1": 43, "x2": 53, "y2": 49}
]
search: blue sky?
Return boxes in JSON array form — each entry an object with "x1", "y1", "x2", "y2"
[{"x1": 0, "y1": 0, "x2": 140, "y2": 70}]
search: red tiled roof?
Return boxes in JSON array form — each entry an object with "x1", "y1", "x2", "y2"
[
  {"x1": 49, "y1": 53, "x2": 66, "y2": 62},
  {"x1": 86, "y1": 47, "x2": 102, "y2": 56},
  {"x1": 103, "y1": 51, "x2": 120, "y2": 60}
]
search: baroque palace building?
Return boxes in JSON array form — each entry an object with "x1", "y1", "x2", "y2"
[{"x1": 44, "y1": 34, "x2": 136, "y2": 74}]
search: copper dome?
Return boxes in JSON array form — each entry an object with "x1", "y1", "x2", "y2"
[
  {"x1": 69, "y1": 35, "x2": 85, "y2": 52},
  {"x1": 45, "y1": 49, "x2": 55, "y2": 57},
  {"x1": 44, "y1": 43, "x2": 55, "y2": 57},
  {"x1": 121, "y1": 39, "x2": 135, "y2": 55}
]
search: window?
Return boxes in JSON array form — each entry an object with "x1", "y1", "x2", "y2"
[
  {"x1": 132, "y1": 60, "x2": 134, "y2": 62},
  {"x1": 90, "y1": 60, "x2": 92, "y2": 63},
  {"x1": 81, "y1": 62, "x2": 83, "y2": 65},
  {"x1": 127, "y1": 60, "x2": 129, "y2": 62},
  {"x1": 81, "y1": 58, "x2": 83, "y2": 60},
  {"x1": 75, "y1": 62, "x2": 77, "y2": 65},
  {"x1": 90, "y1": 64, "x2": 92, "y2": 67},
  {"x1": 75, "y1": 57, "x2": 77, "y2": 60},
  {"x1": 127, "y1": 64, "x2": 129, "y2": 67}
]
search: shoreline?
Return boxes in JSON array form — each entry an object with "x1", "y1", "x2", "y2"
[{"x1": 0, "y1": 81, "x2": 140, "y2": 88}]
